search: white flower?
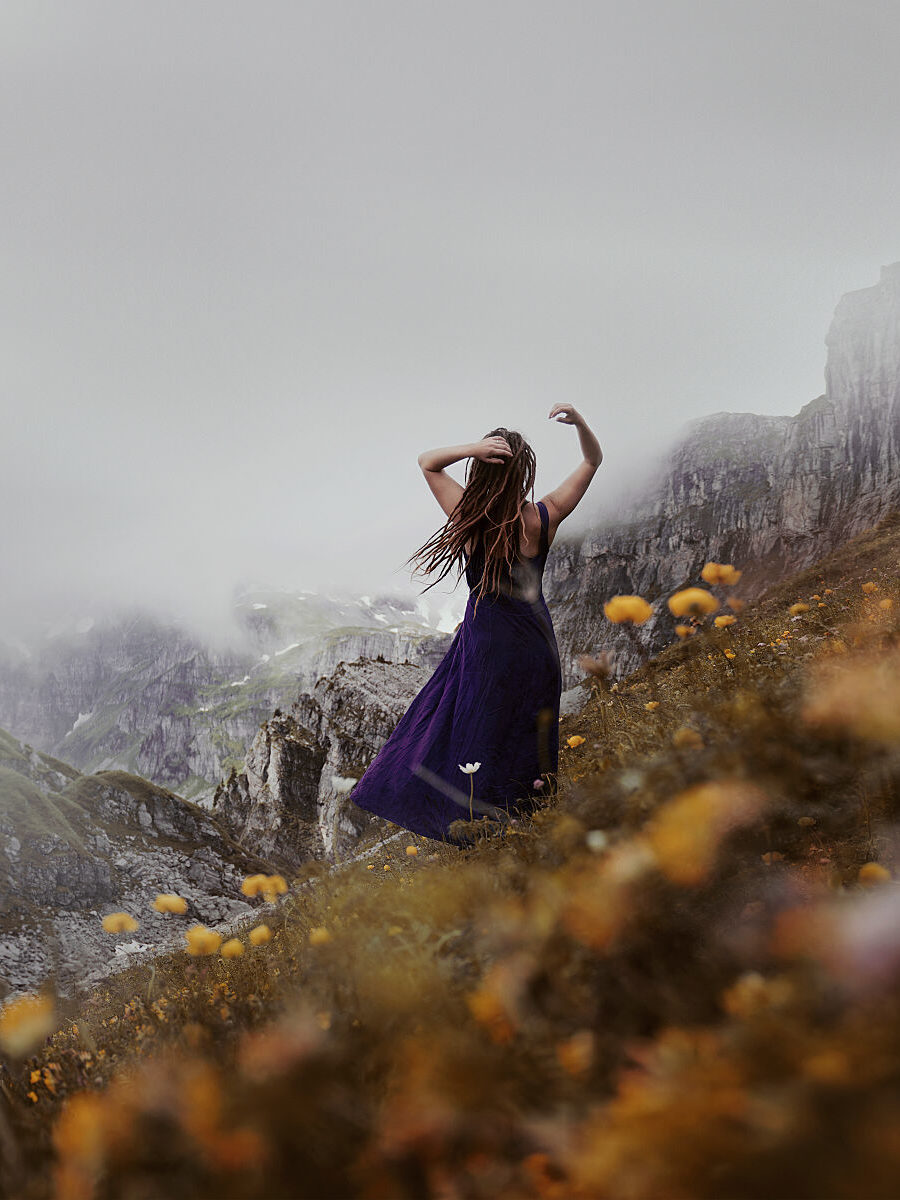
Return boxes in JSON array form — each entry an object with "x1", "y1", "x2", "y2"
[
  {"x1": 585, "y1": 829, "x2": 609, "y2": 853},
  {"x1": 331, "y1": 775, "x2": 358, "y2": 794},
  {"x1": 458, "y1": 762, "x2": 481, "y2": 774}
]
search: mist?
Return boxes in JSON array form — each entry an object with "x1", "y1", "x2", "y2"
[{"x1": 3, "y1": 1, "x2": 899, "y2": 647}]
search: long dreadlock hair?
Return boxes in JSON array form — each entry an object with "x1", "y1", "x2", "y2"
[{"x1": 407, "y1": 428, "x2": 537, "y2": 614}]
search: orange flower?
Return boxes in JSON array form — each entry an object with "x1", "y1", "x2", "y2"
[
  {"x1": 184, "y1": 925, "x2": 222, "y2": 956},
  {"x1": 701, "y1": 562, "x2": 742, "y2": 586},
  {"x1": 566, "y1": 735, "x2": 586, "y2": 748},
  {"x1": 101, "y1": 912, "x2": 139, "y2": 934},
  {"x1": 603, "y1": 595, "x2": 653, "y2": 624},
  {"x1": 667, "y1": 588, "x2": 718, "y2": 618}
]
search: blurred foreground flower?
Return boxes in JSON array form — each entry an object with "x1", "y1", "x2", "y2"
[
  {"x1": 184, "y1": 925, "x2": 222, "y2": 956},
  {"x1": 672, "y1": 726, "x2": 704, "y2": 749},
  {"x1": 220, "y1": 938, "x2": 244, "y2": 958},
  {"x1": 0, "y1": 992, "x2": 55, "y2": 1057},
  {"x1": 249, "y1": 924, "x2": 272, "y2": 946},
  {"x1": 800, "y1": 646, "x2": 900, "y2": 745},
  {"x1": 604, "y1": 595, "x2": 653, "y2": 624},
  {"x1": 577, "y1": 651, "x2": 613, "y2": 682},
  {"x1": 152, "y1": 893, "x2": 188, "y2": 914},
  {"x1": 101, "y1": 912, "x2": 139, "y2": 934},
  {"x1": 667, "y1": 588, "x2": 718, "y2": 618},
  {"x1": 789, "y1": 602, "x2": 810, "y2": 615},
  {"x1": 701, "y1": 561, "x2": 742, "y2": 586},
  {"x1": 646, "y1": 779, "x2": 769, "y2": 886}
]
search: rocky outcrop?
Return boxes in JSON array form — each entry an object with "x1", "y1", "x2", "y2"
[
  {"x1": 0, "y1": 595, "x2": 448, "y2": 805},
  {"x1": 0, "y1": 727, "x2": 275, "y2": 999},
  {"x1": 544, "y1": 262, "x2": 900, "y2": 686},
  {"x1": 212, "y1": 657, "x2": 439, "y2": 866}
]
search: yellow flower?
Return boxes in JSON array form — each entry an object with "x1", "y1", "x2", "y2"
[
  {"x1": 309, "y1": 926, "x2": 332, "y2": 945},
  {"x1": 248, "y1": 924, "x2": 272, "y2": 946},
  {"x1": 101, "y1": 912, "x2": 139, "y2": 934},
  {"x1": 789, "y1": 602, "x2": 810, "y2": 615},
  {"x1": 0, "y1": 993, "x2": 56, "y2": 1057},
  {"x1": 714, "y1": 614, "x2": 737, "y2": 628},
  {"x1": 858, "y1": 862, "x2": 891, "y2": 886},
  {"x1": 644, "y1": 700, "x2": 660, "y2": 711},
  {"x1": 811, "y1": 594, "x2": 821, "y2": 601},
  {"x1": 862, "y1": 581, "x2": 879, "y2": 594},
  {"x1": 674, "y1": 624, "x2": 694, "y2": 639},
  {"x1": 701, "y1": 562, "x2": 742, "y2": 586},
  {"x1": 647, "y1": 780, "x2": 768, "y2": 885},
  {"x1": 261, "y1": 875, "x2": 289, "y2": 902},
  {"x1": 383, "y1": 863, "x2": 392, "y2": 870},
  {"x1": 667, "y1": 588, "x2": 718, "y2": 617},
  {"x1": 366, "y1": 863, "x2": 375, "y2": 870},
  {"x1": 723, "y1": 648, "x2": 736, "y2": 659},
  {"x1": 672, "y1": 726, "x2": 703, "y2": 750},
  {"x1": 727, "y1": 596, "x2": 745, "y2": 613},
  {"x1": 240, "y1": 874, "x2": 269, "y2": 897},
  {"x1": 406, "y1": 845, "x2": 418, "y2": 855},
  {"x1": 879, "y1": 597, "x2": 893, "y2": 610},
  {"x1": 220, "y1": 938, "x2": 244, "y2": 958},
  {"x1": 603, "y1": 595, "x2": 653, "y2": 624},
  {"x1": 566, "y1": 735, "x2": 586, "y2": 748},
  {"x1": 824, "y1": 588, "x2": 833, "y2": 595},
  {"x1": 184, "y1": 925, "x2": 222, "y2": 956},
  {"x1": 152, "y1": 893, "x2": 188, "y2": 914}
]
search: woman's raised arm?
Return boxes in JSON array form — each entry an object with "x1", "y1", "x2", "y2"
[{"x1": 541, "y1": 406, "x2": 602, "y2": 524}]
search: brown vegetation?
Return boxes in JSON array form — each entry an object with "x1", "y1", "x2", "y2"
[{"x1": 2, "y1": 509, "x2": 899, "y2": 1199}]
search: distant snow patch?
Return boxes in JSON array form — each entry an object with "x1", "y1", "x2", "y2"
[
  {"x1": 274, "y1": 642, "x2": 300, "y2": 657},
  {"x1": 68, "y1": 711, "x2": 94, "y2": 735},
  {"x1": 229, "y1": 675, "x2": 250, "y2": 687},
  {"x1": 252, "y1": 603, "x2": 268, "y2": 610}
]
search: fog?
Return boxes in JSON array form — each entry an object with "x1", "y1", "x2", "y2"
[{"x1": 2, "y1": 1, "x2": 899, "y2": 646}]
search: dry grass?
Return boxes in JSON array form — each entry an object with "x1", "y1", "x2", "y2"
[{"x1": 1, "y1": 509, "x2": 899, "y2": 1199}]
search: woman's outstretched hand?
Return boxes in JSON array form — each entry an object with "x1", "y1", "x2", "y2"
[
  {"x1": 471, "y1": 435, "x2": 513, "y2": 463},
  {"x1": 548, "y1": 403, "x2": 583, "y2": 426}
]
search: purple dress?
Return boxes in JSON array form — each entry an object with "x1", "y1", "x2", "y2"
[{"x1": 349, "y1": 500, "x2": 562, "y2": 846}]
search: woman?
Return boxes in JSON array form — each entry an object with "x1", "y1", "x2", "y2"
[{"x1": 349, "y1": 403, "x2": 602, "y2": 846}]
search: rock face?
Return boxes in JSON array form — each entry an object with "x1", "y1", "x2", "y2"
[
  {"x1": 544, "y1": 262, "x2": 900, "y2": 686},
  {"x1": 0, "y1": 726, "x2": 275, "y2": 999},
  {"x1": 212, "y1": 657, "x2": 438, "y2": 866},
  {"x1": 0, "y1": 592, "x2": 449, "y2": 804}
]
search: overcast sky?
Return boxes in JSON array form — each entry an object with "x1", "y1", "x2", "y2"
[{"x1": 2, "y1": 1, "x2": 899, "y2": 644}]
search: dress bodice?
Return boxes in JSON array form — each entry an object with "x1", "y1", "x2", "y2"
[{"x1": 463, "y1": 501, "x2": 550, "y2": 601}]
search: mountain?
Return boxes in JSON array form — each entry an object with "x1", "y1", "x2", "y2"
[
  {"x1": 544, "y1": 261, "x2": 900, "y2": 687},
  {"x1": 0, "y1": 725, "x2": 276, "y2": 999},
  {"x1": 0, "y1": 590, "x2": 450, "y2": 805}
]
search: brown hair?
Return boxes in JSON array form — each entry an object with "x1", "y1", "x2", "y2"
[{"x1": 407, "y1": 428, "x2": 537, "y2": 613}]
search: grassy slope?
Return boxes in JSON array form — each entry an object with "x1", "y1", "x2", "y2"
[{"x1": 2, "y1": 508, "x2": 899, "y2": 1200}]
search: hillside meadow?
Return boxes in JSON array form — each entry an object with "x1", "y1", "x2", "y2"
[{"x1": 1, "y1": 509, "x2": 899, "y2": 1199}]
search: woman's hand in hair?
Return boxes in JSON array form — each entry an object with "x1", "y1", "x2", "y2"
[
  {"x1": 471, "y1": 435, "x2": 513, "y2": 464},
  {"x1": 548, "y1": 403, "x2": 583, "y2": 426}
]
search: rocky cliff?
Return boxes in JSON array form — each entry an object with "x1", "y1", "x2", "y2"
[
  {"x1": 0, "y1": 591, "x2": 448, "y2": 805},
  {"x1": 212, "y1": 657, "x2": 437, "y2": 866},
  {"x1": 544, "y1": 262, "x2": 900, "y2": 686},
  {"x1": 0, "y1": 726, "x2": 276, "y2": 999}
]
